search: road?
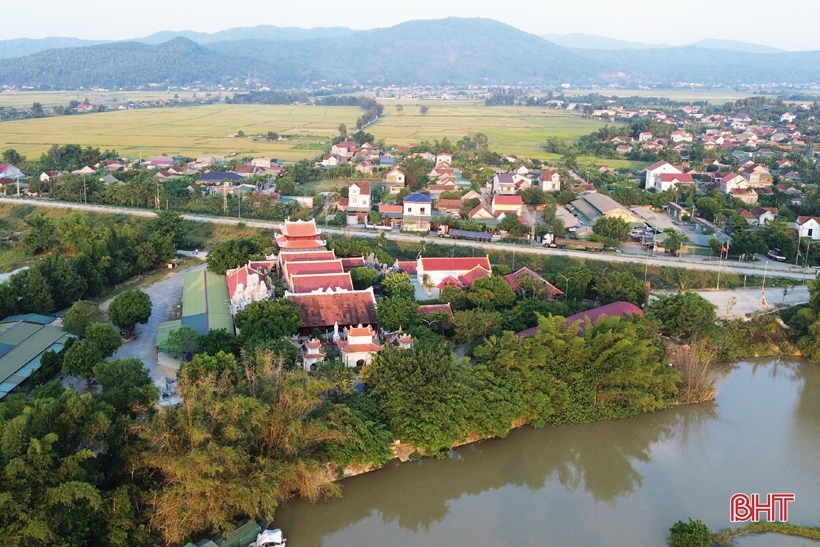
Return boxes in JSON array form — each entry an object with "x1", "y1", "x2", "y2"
[
  {"x1": 1, "y1": 196, "x2": 814, "y2": 281},
  {"x1": 665, "y1": 285, "x2": 811, "y2": 318}
]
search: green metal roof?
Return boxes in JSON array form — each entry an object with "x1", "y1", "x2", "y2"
[
  {"x1": 155, "y1": 319, "x2": 182, "y2": 349},
  {"x1": 182, "y1": 272, "x2": 208, "y2": 317},
  {"x1": 0, "y1": 323, "x2": 71, "y2": 397},
  {"x1": 0, "y1": 314, "x2": 55, "y2": 325}
]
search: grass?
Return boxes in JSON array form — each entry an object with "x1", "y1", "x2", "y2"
[
  {"x1": 0, "y1": 90, "x2": 200, "y2": 109},
  {"x1": 713, "y1": 522, "x2": 820, "y2": 546},
  {"x1": 0, "y1": 102, "x2": 612, "y2": 162}
]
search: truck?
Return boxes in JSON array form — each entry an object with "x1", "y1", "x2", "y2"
[
  {"x1": 437, "y1": 225, "x2": 493, "y2": 242},
  {"x1": 544, "y1": 237, "x2": 605, "y2": 252},
  {"x1": 766, "y1": 248, "x2": 787, "y2": 262}
]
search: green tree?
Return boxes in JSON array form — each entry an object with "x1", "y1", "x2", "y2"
[
  {"x1": 419, "y1": 105, "x2": 429, "y2": 116},
  {"x1": 22, "y1": 213, "x2": 56, "y2": 255},
  {"x1": 595, "y1": 271, "x2": 644, "y2": 306},
  {"x1": 2, "y1": 148, "x2": 24, "y2": 164},
  {"x1": 452, "y1": 308, "x2": 503, "y2": 347},
  {"x1": 107, "y1": 290, "x2": 152, "y2": 338},
  {"x1": 85, "y1": 322, "x2": 122, "y2": 358},
  {"x1": 381, "y1": 272, "x2": 415, "y2": 300},
  {"x1": 162, "y1": 325, "x2": 201, "y2": 357},
  {"x1": 365, "y1": 340, "x2": 466, "y2": 456},
  {"x1": 234, "y1": 299, "x2": 302, "y2": 346},
  {"x1": 350, "y1": 267, "x2": 379, "y2": 290},
  {"x1": 93, "y1": 358, "x2": 158, "y2": 417},
  {"x1": 592, "y1": 216, "x2": 630, "y2": 242},
  {"x1": 668, "y1": 518, "x2": 711, "y2": 547},
  {"x1": 206, "y1": 236, "x2": 273, "y2": 275},
  {"x1": 196, "y1": 328, "x2": 241, "y2": 357},
  {"x1": 468, "y1": 276, "x2": 517, "y2": 310},
  {"x1": 377, "y1": 297, "x2": 421, "y2": 332},
  {"x1": 62, "y1": 339, "x2": 103, "y2": 378},
  {"x1": 646, "y1": 292, "x2": 717, "y2": 340},
  {"x1": 63, "y1": 300, "x2": 102, "y2": 337},
  {"x1": 661, "y1": 229, "x2": 689, "y2": 255}
]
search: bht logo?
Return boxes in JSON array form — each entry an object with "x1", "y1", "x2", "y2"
[{"x1": 730, "y1": 493, "x2": 795, "y2": 522}]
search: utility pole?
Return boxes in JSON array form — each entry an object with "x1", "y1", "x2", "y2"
[{"x1": 222, "y1": 181, "x2": 228, "y2": 215}]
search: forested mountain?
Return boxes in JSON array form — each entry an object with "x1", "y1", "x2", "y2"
[
  {"x1": 136, "y1": 25, "x2": 355, "y2": 45},
  {"x1": 0, "y1": 38, "x2": 275, "y2": 88},
  {"x1": 205, "y1": 18, "x2": 598, "y2": 85},
  {"x1": 0, "y1": 37, "x2": 110, "y2": 59},
  {"x1": 542, "y1": 34, "x2": 784, "y2": 54},
  {"x1": 0, "y1": 18, "x2": 818, "y2": 88}
]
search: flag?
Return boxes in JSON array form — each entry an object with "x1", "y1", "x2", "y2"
[{"x1": 721, "y1": 244, "x2": 728, "y2": 253}]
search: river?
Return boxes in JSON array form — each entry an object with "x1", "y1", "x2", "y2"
[{"x1": 274, "y1": 359, "x2": 820, "y2": 546}]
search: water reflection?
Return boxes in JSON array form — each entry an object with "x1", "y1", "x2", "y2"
[{"x1": 277, "y1": 396, "x2": 720, "y2": 544}]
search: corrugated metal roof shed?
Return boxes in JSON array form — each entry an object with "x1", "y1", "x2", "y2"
[
  {"x1": 0, "y1": 314, "x2": 55, "y2": 325},
  {"x1": 0, "y1": 323, "x2": 71, "y2": 399},
  {"x1": 155, "y1": 319, "x2": 182, "y2": 349}
]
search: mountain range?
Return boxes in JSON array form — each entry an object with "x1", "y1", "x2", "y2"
[
  {"x1": 0, "y1": 18, "x2": 817, "y2": 89},
  {"x1": 542, "y1": 33, "x2": 785, "y2": 54}
]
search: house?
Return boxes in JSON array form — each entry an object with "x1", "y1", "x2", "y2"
[
  {"x1": 193, "y1": 155, "x2": 225, "y2": 168},
  {"x1": 719, "y1": 173, "x2": 749, "y2": 194},
  {"x1": 378, "y1": 204, "x2": 403, "y2": 227},
  {"x1": 781, "y1": 112, "x2": 797, "y2": 123},
  {"x1": 468, "y1": 203, "x2": 497, "y2": 223},
  {"x1": 418, "y1": 303, "x2": 454, "y2": 326},
  {"x1": 436, "y1": 152, "x2": 453, "y2": 165},
  {"x1": 402, "y1": 193, "x2": 433, "y2": 232},
  {"x1": 638, "y1": 131, "x2": 653, "y2": 142},
  {"x1": 796, "y1": 216, "x2": 820, "y2": 240},
  {"x1": 379, "y1": 153, "x2": 395, "y2": 166},
  {"x1": 226, "y1": 264, "x2": 270, "y2": 315},
  {"x1": 300, "y1": 339, "x2": 326, "y2": 371},
  {"x1": 436, "y1": 199, "x2": 462, "y2": 216},
  {"x1": 383, "y1": 167, "x2": 406, "y2": 194},
  {"x1": 616, "y1": 145, "x2": 632, "y2": 155},
  {"x1": 670, "y1": 130, "x2": 694, "y2": 143},
  {"x1": 655, "y1": 173, "x2": 695, "y2": 193},
  {"x1": 731, "y1": 188, "x2": 758, "y2": 206},
  {"x1": 416, "y1": 256, "x2": 492, "y2": 298},
  {"x1": 71, "y1": 165, "x2": 96, "y2": 176},
  {"x1": 252, "y1": 157, "x2": 277, "y2": 169},
  {"x1": 429, "y1": 180, "x2": 459, "y2": 199},
  {"x1": 286, "y1": 288, "x2": 378, "y2": 337},
  {"x1": 644, "y1": 160, "x2": 682, "y2": 190},
  {"x1": 492, "y1": 173, "x2": 518, "y2": 195},
  {"x1": 742, "y1": 164, "x2": 773, "y2": 187},
  {"x1": 196, "y1": 171, "x2": 244, "y2": 184},
  {"x1": 330, "y1": 141, "x2": 357, "y2": 158},
  {"x1": 610, "y1": 135, "x2": 631, "y2": 145},
  {"x1": 336, "y1": 324, "x2": 382, "y2": 368},
  {"x1": 340, "y1": 257, "x2": 366, "y2": 272},
  {"x1": 491, "y1": 195, "x2": 525, "y2": 216},
  {"x1": 516, "y1": 301, "x2": 644, "y2": 337},
  {"x1": 39, "y1": 171, "x2": 60, "y2": 182},
  {"x1": 503, "y1": 267, "x2": 562, "y2": 299},
  {"x1": 355, "y1": 160, "x2": 375, "y2": 175},
  {"x1": 347, "y1": 181, "x2": 371, "y2": 213},
  {"x1": 513, "y1": 164, "x2": 530, "y2": 176},
  {"x1": 735, "y1": 208, "x2": 757, "y2": 226},
  {"x1": 275, "y1": 219, "x2": 327, "y2": 251},
  {"x1": 567, "y1": 193, "x2": 644, "y2": 225},
  {"x1": 540, "y1": 169, "x2": 561, "y2": 192},
  {"x1": 750, "y1": 206, "x2": 777, "y2": 227},
  {"x1": 461, "y1": 189, "x2": 481, "y2": 203}
]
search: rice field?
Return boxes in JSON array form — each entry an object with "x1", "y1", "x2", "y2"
[{"x1": 0, "y1": 99, "x2": 616, "y2": 163}]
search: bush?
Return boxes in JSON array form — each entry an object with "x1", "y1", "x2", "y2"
[{"x1": 668, "y1": 518, "x2": 712, "y2": 547}]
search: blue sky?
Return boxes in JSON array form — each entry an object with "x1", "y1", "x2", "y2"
[{"x1": 6, "y1": 0, "x2": 818, "y2": 51}]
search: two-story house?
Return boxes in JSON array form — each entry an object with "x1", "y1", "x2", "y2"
[
  {"x1": 644, "y1": 160, "x2": 682, "y2": 190},
  {"x1": 402, "y1": 193, "x2": 433, "y2": 232},
  {"x1": 383, "y1": 167, "x2": 406, "y2": 194},
  {"x1": 540, "y1": 169, "x2": 561, "y2": 192}
]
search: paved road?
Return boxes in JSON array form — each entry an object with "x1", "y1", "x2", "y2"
[
  {"x1": 661, "y1": 285, "x2": 811, "y2": 318},
  {"x1": 1, "y1": 196, "x2": 813, "y2": 281},
  {"x1": 106, "y1": 261, "x2": 206, "y2": 392}
]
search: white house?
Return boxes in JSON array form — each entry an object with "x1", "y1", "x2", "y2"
[
  {"x1": 719, "y1": 173, "x2": 749, "y2": 194},
  {"x1": 540, "y1": 169, "x2": 561, "y2": 192},
  {"x1": 0, "y1": 164, "x2": 24, "y2": 179},
  {"x1": 644, "y1": 160, "x2": 682, "y2": 190},
  {"x1": 750, "y1": 206, "x2": 777, "y2": 227},
  {"x1": 336, "y1": 324, "x2": 382, "y2": 368},
  {"x1": 225, "y1": 264, "x2": 270, "y2": 315},
  {"x1": 383, "y1": 167, "x2": 406, "y2": 194},
  {"x1": 347, "y1": 181, "x2": 371, "y2": 212},
  {"x1": 435, "y1": 152, "x2": 453, "y2": 165},
  {"x1": 797, "y1": 216, "x2": 820, "y2": 240},
  {"x1": 655, "y1": 173, "x2": 694, "y2": 193},
  {"x1": 402, "y1": 193, "x2": 432, "y2": 232}
]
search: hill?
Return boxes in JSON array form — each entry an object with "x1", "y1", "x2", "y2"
[
  {"x1": 542, "y1": 33, "x2": 667, "y2": 50},
  {"x1": 136, "y1": 25, "x2": 355, "y2": 45},
  {"x1": 0, "y1": 38, "x2": 272, "y2": 88},
  {"x1": 687, "y1": 38, "x2": 784, "y2": 54},
  {"x1": 0, "y1": 37, "x2": 110, "y2": 59},
  {"x1": 206, "y1": 18, "x2": 598, "y2": 85}
]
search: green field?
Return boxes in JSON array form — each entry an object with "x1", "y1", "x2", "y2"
[
  {"x1": 0, "y1": 90, "x2": 200, "y2": 109},
  {"x1": 0, "y1": 101, "x2": 615, "y2": 162},
  {"x1": 564, "y1": 88, "x2": 757, "y2": 103}
]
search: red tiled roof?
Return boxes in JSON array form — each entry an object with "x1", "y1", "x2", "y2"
[
  {"x1": 275, "y1": 237, "x2": 327, "y2": 250},
  {"x1": 503, "y1": 267, "x2": 562, "y2": 296},
  {"x1": 494, "y1": 195, "x2": 524, "y2": 206},
  {"x1": 396, "y1": 261, "x2": 417, "y2": 275},
  {"x1": 225, "y1": 265, "x2": 260, "y2": 299},
  {"x1": 420, "y1": 257, "x2": 491, "y2": 272},
  {"x1": 797, "y1": 216, "x2": 820, "y2": 225},
  {"x1": 658, "y1": 173, "x2": 694, "y2": 183},
  {"x1": 280, "y1": 219, "x2": 321, "y2": 237},
  {"x1": 291, "y1": 273, "x2": 353, "y2": 293},
  {"x1": 419, "y1": 303, "x2": 453, "y2": 317},
  {"x1": 340, "y1": 257, "x2": 366, "y2": 272},
  {"x1": 338, "y1": 197, "x2": 349, "y2": 208},
  {"x1": 347, "y1": 324, "x2": 376, "y2": 337},
  {"x1": 436, "y1": 199, "x2": 462, "y2": 211},
  {"x1": 436, "y1": 276, "x2": 464, "y2": 289},
  {"x1": 515, "y1": 301, "x2": 643, "y2": 337},
  {"x1": 458, "y1": 266, "x2": 491, "y2": 288},
  {"x1": 337, "y1": 341, "x2": 382, "y2": 353},
  {"x1": 285, "y1": 260, "x2": 344, "y2": 278},
  {"x1": 279, "y1": 250, "x2": 336, "y2": 263},
  {"x1": 379, "y1": 205, "x2": 403, "y2": 214},
  {"x1": 287, "y1": 290, "x2": 378, "y2": 329},
  {"x1": 350, "y1": 181, "x2": 371, "y2": 194}
]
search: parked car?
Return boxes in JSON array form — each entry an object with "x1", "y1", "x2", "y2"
[{"x1": 767, "y1": 248, "x2": 787, "y2": 262}]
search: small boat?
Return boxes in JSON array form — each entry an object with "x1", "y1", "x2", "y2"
[{"x1": 253, "y1": 528, "x2": 286, "y2": 547}]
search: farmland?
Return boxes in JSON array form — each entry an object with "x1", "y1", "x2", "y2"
[{"x1": 0, "y1": 100, "x2": 614, "y2": 162}]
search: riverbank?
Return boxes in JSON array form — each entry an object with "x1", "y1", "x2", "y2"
[{"x1": 713, "y1": 522, "x2": 820, "y2": 546}]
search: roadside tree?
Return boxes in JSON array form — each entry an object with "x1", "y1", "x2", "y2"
[{"x1": 108, "y1": 290, "x2": 152, "y2": 338}]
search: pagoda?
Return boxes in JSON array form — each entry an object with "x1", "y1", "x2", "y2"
[{"x1": 275, "y1": 219, "x2": 326, "y2": 251}]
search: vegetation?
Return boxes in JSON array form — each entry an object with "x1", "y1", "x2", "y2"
[
  {"x1": 107, "y1": 290, "x2": 152, "y2": 337},
  {"x1": 206, "y1": 236, "x2": 274, "y2": 275},
  {"x1": 712, "y1": 522, "x2": 820, "y2": 546},
  {"x1": 668, "y1": 518, "x2": 712, "y2": 547}
]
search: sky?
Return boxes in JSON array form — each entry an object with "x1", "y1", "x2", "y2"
[{"x1": 5, "y1": 0, "x2": 819, "y2": 51}]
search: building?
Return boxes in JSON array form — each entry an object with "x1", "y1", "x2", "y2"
[
  {"x1": 731, "y1": 188, "x2": 758, "y2": 206},
  {"x1": 516, "y1": 301, "x2": 643, "y2": 337},
  {"x1": 225, "y1": 264, "x2": 270, "y2": 315},
  {"x1": 655, "y1": 173, "x2": 694, "y2": 193},
  {"x1": 503, "y1": 267, "x2": 563, "y2": 299},
  {"x1": 275, "y1": 219, "x2": 326, "y2": 251},
  {"x1": 300, "y1": 338, "x2": 326, "y2": 371},
  {"x1": 750, "y1": 206, "x2": 777, "y2": 227},
  {"x1": 402, "y1": 193, "x2": 433, "y2": 232},
  {"x1": 336, "y1": 324, "x2": 382, "y2": 368},
  {"x1": 286, "y1": 288, "x2": 378, "y2": 337},
  {"x1": 416, "y1": 256, "x2": 492, "y2": 298},
  {"x1": 347, "y1": 181, "x2": 371, "y2": 213},
  {"x1": 156, "y1": 271, "x2": 235, "y2": 354},
  {"x1": 383, "y1": 167, "x2": 406, "y2": 194},
  {"x1": 0, "y1": 316, "x2": 73, "y2": 399},
  {"x1": 567, "y1": 193, "x2": 644, "y2": 225},
  {"x1": 282, "y1": 259, "x2": 345, "y2": 291},
  {"x1": 291, "y1": 273, "x2": 354, "y2": 294},
  {"x1": 491, "y1": 195, "x2": 525, "y2": 216},
  {"x1": 644, "y1": 161, "x2": 682, "y2": 190},
  {"x1": 797, "y1": 216, "x2": 820, "y2": 240},
  {"x1": 540, "y1": 169, "x2": 561, "y2": 192}
]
